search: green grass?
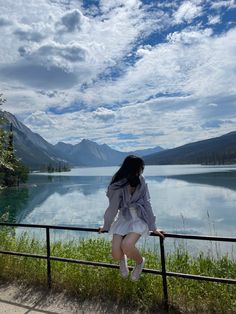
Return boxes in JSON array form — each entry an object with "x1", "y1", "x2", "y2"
[{"x1": 0, "y1": 227, "x2": 235, "y2": 313}]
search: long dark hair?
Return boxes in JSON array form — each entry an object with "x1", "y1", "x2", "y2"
[{"x1": 110, "y1": 155, "x2": 145, "y2": 187}]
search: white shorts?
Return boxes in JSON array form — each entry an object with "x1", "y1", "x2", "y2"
[{"x1": 109, "y1": 207, "x2": 149, "y2": 236}]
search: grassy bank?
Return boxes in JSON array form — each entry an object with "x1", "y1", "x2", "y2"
[{"x1": 0, "y1": 228, "x2": 235, "y2": 313}]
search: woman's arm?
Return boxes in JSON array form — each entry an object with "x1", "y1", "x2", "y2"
[
  {"x1": 144, "y1": 182, "x2": 165, "y2": 238},
  {"x1": 102, "y1": 188, "x2": 121, "y2": 231},
  {"x1": 152, "y1": 228, "x2": 165, "y2": 238},
  {"x1": 143, "y1": 183, "x2": 157, "y2": 231}
]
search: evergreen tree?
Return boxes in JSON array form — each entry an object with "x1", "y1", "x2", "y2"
[
  {"x1": 0, "y1": 93, "x2": 6, "y2": 106},
  {"x1": 5, "y1": 123, "x2": 15, "y2": 163},
  {"x1": 0, "y1": 94, "x2": 10, "y2": 170},
  {"x1": 0, "y1": 94, "x2": 28, "y2": 187}
]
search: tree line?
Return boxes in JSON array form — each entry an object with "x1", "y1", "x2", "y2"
[
  {"x1": 0, "y1": 94, "x2": 29, "y2": 187},
  {"x1": 41, "y1": 163, "x2": 71, "y2": 173}
]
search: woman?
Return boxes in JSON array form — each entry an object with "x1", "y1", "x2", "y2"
[{"x1": 99, "y1": 155, "x2": 165, "y2": 281}]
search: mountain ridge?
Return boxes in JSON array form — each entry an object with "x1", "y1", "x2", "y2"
[
  {"x1": 0, "y1": 110, "x2": 164, "y2": 169},
  {"x1": 1, "y1": 111, "x2": 67, "y2": 169},
  {"x1": 144, "y1": 131, "x2": 236, "y2": 165},
  {"x1": 2, "y1": 110, "x2": 235, "y2": 168},
  {"x1": 54, "y1": 138, "x2": 163, "y2": 166}
]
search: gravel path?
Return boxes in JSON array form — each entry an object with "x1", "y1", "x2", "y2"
[{"x1": 0, "y1": 281, "x2": 154, "y2": 314}]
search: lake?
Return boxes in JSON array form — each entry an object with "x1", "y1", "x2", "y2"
[{"x1": 0, "y1": 165, "x2": 236, "y2": 257}]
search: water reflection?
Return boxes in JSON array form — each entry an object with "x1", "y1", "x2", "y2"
[
  {"x1": 1, "y1": 172, "x2": 236, "y2": 237},
  {"x1": 147, "y1": 176, "x2": 236, "y2": 236},
  {"x1": 169, "y1": 171, "x2": 236, "y2": 191},
  {"x1": 23, "y1": 175, "x2": 110, "y2": 226},
  {"x1": 0, "y1": 167, "x2": 235, "y2": 257},
  {"x1": 0, "y1": 187, "x2": 29, "y2": 222},
  {"x1": 0, "y1": 175, "x2": 110, "y2": 224}
]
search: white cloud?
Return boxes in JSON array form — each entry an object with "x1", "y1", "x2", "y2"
[
  {"x1": 0, "y1": 1, "x2": 156, "y2": 90},
  {"x1": 185, "y1": 28, "x2": 236, "y2": 97},
  {"x1": 0, "y1": 17, "x2": 12, "y2": 27},
  {"x1": 173, "y1": 1, "x2": 202, "y2": 24},
  {"x1": 75, "y1": 27, "x2": 235, "y2": 108},
  {"x1": 210, "y1": 0, "x2": 236, "y2": 10},
  {"x1": 208, "y1": 103, "x2": 218, "y2": 107},
  {"x1": 14, "y1": 24, "x2": 46, "y2": 42},
  {"x1": 167, "y1": 27, "x2": 213, "y2": 43},
  {"x1": 16, "y1": 93, "x2": 234, "y2": 150},
  {"x1": 0, "y1": 0, "x2": 236, "y2": 150},
  {"x1": 23, "y1": 111, "x2": 56, "y2": 128},
  {"x1": 93, "y1": 107, "x2": 116, "y2": 121},
  {"x1": 22, "y1": 41, "x2": 88, "y2": 70},
  {"x1": 57, "y1": 9, "x2": 83, "y2": 32},
  {"x1": 99, "y1": 0, "x2": 141, "y2": 14},
  {"x1": 4, "y1": 87, "x2": 234, "y2": 152},
  {"x1": 207, "y1": 15, "x2": 221, "y2": 25}
]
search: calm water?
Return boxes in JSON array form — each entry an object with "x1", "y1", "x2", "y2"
[{"x1": 1, "y1": 165, "x2": 236, "y2": 257}]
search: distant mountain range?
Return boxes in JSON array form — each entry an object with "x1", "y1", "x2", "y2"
[
  {"x1": 1, "y1": 110, "x2": 236, "y2": 169},
  {"x1": 143, "y1": 131, "x2": 236, "y2": 165},
  {"x1": 54, "y1": 140, "x2": 124, "y2": 166},
  {"x1": 2, "y1": 111, "x2": 67, "y2": 169},
  {"x1": 0, "y1": 111, "x2": 163, "y2": 169},
  {"x1": 54, "y1": 140, "x2": 163, "y2": 166}
]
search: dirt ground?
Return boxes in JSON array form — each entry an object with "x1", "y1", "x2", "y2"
[{"x1": 0, "y1": 280, "x2": 168, "y2": 314}]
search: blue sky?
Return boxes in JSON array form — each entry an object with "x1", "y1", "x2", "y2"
[{"x1": 0, "y1": 0, "x2": 236, "y2": 151}]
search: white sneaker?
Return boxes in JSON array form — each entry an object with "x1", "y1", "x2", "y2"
[
  {"x1": 119, "y1": 255, "x2": 129, "y2": 278},
  {"x1": 131, "y1": 257, "x2": 145, "y2": 282}
]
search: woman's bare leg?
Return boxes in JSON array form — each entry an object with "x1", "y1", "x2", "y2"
[
  {"x1": 121, "y1": 232, "x2": 143, "y2": 264},
  {"x1": 112, "y1": 234, "x2": 125, "y2": 260}
]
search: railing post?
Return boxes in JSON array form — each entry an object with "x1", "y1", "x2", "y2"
[
  {"x1": 46, "y1": 227, "x2": 52, "y2": 289},
  {"x1": 160, "y1": 236, "x2": 169, "y2": 311}
]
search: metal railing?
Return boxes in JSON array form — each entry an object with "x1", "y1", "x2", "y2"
[{"x1": 0, "y1": 222, "x2": 235, "y2": 309}]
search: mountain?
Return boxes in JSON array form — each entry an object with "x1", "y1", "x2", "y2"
[
  {"x1": 3, "y1": 110, "x2": 236, "y2": 168},
  {"x1": 54, "y1": 140, "x2": 165, "y2": 166},
  {"x1": 54, "y1": 139, "x2": 126, "y2": 166},
  {"x1": 1, "y1": 111, "x2": 68, "y2": 170},
  {"x1": 144, "y1": 131, "x2": 236, "y2": 165},
  {"x1": 133, "y1": 146, "x2": 164, "y2": 157},
  {"x1": 1, "y1": 110, "x2": 165, "y2": 168}
]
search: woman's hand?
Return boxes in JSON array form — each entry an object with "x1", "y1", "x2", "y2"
[
  {"x1": 98, "y1": 226, "x2": 105, "y2": 233},
  {"x1": 152, "y1": 228, "x2": 165, "y2": 239}
]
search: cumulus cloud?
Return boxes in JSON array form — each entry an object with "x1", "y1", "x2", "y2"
[
  {"x1": 23, "y1": 110, "x2": 55, "y2": 127},
  {"x1": 1, "y1": 0, "x2": 236, "y2": 150},
  {"x1": 0, "y1": 17, "x2": 12, "y2": 27},
  {"x1": 173, "y1": 1, "x2": 202, "y2": 24},
  {"x1": 207, "y1": 15, "x2": 221, "y2": 25},
  {"x1": 83, "y1": 26, "x2": 235, "y2": 108},
  {"x1": 210, "y1": 0, "x2": 236, "y2": 10},
  {"x1": 58, "y1": 9, "x2": 83, "y2": 32},
  {"x1": 93, "y1": 107, "x2": 116, "y2": 121},
  {"x1": 99, "y1": 0, "x2": 141, "y2": 14},
  {"x1": 201, "y1": 120, "x2": 223, "y2": 129},
  {"x1": 184, "y1": 28, "x2": 236, "y2": 97},
  {"x1": 1, "y1": 40, "x2": 88, "y2": 89},
  {"x1": 167, "y1": 27, "x2": 213, "y2": 44},
  {"x1": 1, "y1": 63, "x2": 78, "y2": 89},
  {"x1": 22, "y1": 41, "x2": 87, "y2": 69},
  {"x1": 201, "y1": 119, "x2": 235, "y2": 129},
  {"x1": 197, "y1": 95, "x2": 236, "y2": 121},
  {"x1": 14, "y1": 26, "x2": 45, "y2": 42},
  {"x1": 10, "y1": 92, "x2": 236, "y2": 150},
  {"x1": 1, "y1": 1, "x2": 157, "y2": 90}
]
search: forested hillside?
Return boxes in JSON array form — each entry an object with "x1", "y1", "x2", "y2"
[
  {"x1": 144, "y1": 132, "x2": 236, "y2": 165},
  {"x1": 0, "y1": 94, "x2": 28, "y2": 187}
]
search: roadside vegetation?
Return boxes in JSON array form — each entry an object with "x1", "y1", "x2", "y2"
[{"x1": 0, "y1": 227, "x2": 235, "y2": 313}]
